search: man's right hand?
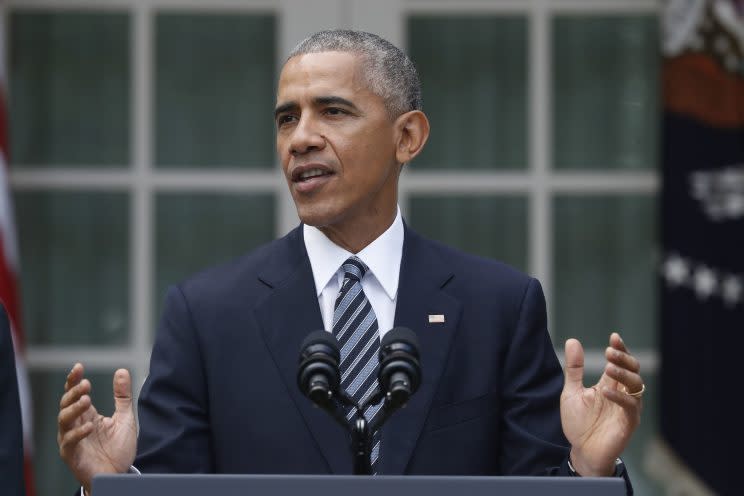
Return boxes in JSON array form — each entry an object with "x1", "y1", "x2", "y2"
[{"x1": 57, "y1": 363, "x2": 137, "y2": 495}]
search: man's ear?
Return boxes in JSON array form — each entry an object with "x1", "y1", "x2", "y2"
[{"x1": 394, "y1": 110, "x2": 430, "y2": 164}]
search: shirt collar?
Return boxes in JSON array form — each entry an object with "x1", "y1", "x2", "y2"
[{"x1": 303, "y1": 206, "x2": 403, "y2": 301}]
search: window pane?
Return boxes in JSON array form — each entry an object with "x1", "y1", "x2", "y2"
[
  {"x1": 31, "y1": 370, "x2": 122, "y2": 496},
  {"x1": 408, "y1": 16, "x2": 527, "y2": 170},
  {"x1": 552, "y1": 16, "x2": 659, "y2": 170},
  {"x1": 553, "y1": 195, "x2": 657, "y2": 348},
  {"x1": 14, "y1": 192, "x2": 130, "y2": 346},
  {"x1": 9, "y1": 12, "x2": 130, "y2": 167},
  {"x1": 155, "y1": 14, "x2": 276, "y2": 168},
  {"x1": 154, "y1": 193, "x2": 275, "y2": 329},
  {"x1": 408, "y1": 195, "x2": 528, "y2": 271}
]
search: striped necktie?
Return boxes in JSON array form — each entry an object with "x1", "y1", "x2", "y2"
[{"x1": 332, "y1": 256, "x2": 382, "y2": 473}]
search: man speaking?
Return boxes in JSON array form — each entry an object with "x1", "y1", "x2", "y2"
[{"x1": 57, "y1": 30, "x2": 644, "y2": 495}]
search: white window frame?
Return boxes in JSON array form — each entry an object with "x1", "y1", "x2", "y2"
[{"x1": 3, "y1": 0, "x2": 659, "y2": 398}]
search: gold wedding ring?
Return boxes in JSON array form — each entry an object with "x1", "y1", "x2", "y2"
[{"x1": 623, "y1": 383, "x2": 645, "y2": 398}]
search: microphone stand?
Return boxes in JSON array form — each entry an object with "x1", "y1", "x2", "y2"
[
  {"x1": 321, "y1": 386, "x2": 404, "y2": 475},
  {"x1": 351, "y1": 386, "x2": 406, "y2": 475},
  {"x1": 350, "y1": 415, "x2": 372, "y2": 475},
  {"x1": 299, "y1": 328, "x2": 420, "y2": 476}
]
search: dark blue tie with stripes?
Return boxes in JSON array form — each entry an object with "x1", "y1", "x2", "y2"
[{"x1": 332, "y1": 256, "x2": 382, "y2": 473}]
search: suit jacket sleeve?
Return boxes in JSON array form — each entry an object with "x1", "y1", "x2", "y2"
[
  {"x1": 134, "y1": 285, "x2": 214, "y2": 473},
  {"x1": 0, "y1": 305, "x2": 26, "y2": 496},
  {"x1": 498, "y1": 278, "x2": 573, "y2": 476}
]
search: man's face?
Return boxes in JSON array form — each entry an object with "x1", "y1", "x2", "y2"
[{"x1": 275, "y1": 51, "x2": 400, "y2": 235}]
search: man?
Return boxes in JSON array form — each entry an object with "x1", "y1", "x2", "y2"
[
  {"x1": 57, "y1": 30, "x2": 644, "y2": 495},
  {"x1": 1, "y1": 303, "x2": 26, "y2": 495}
]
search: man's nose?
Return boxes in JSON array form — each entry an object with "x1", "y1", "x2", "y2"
[{"x1": 289, "y1": 116, "x2": 325, "y2": 155}]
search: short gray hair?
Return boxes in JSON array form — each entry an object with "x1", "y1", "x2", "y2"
[{"x1": 287, "y1": 29, "x2": 422, "y2": 117}]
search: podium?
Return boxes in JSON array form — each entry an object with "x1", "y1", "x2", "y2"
[{"x1": 93, "y1": 473, "x2": 625, "y2": 496}]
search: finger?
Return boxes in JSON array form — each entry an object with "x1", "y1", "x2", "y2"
[
  {"x1": 112, "y1": 369, "x2": 133, "y2": 415},
  {"x1": 601, "y1": 386, "x2": 644, "y2": 413},
  {"x1": 563, "y1": 338, "x2": 585, "y2": 394},
  {"x1": 59, "y1": 420, "x2": 94, "y2": 457},
  {"x1": 609, "y1": 332, "x2": 628, "y2": 353},
  {"x1": 59, "y1": 378, "x2": 91, "y2": 410},
  {"x1": 64, "y1": 363, "x2": 85, "y2": 392},
  {"x1": 605, "y1": 346, "x2": 641, "y2": 374},
  {"x1": 58, "y1": 394, "x2": 93, "y2": 433},
  {"x1": 603, "y1": 362, "x2": 644, "y2": 394}
]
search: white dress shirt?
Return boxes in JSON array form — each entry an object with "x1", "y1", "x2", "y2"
[{"x1": 303, "y1": 206, "x2": 404, "y2": 338}]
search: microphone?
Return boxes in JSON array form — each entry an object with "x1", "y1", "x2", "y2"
[
  {"x1": 297, "y1": 331, "x2": 341, "y2": 408},
  {"x1": 378, "y1": 327, "x2": 421, "y2": 409}
]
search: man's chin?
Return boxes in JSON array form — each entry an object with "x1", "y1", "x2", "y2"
[{"x1": 296, "y1": 206, "x2": 341, "y2": 229}]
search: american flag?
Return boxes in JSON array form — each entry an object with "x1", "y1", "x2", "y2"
[
  {"x1": 659, "y1": 1, "x2": 743, "y2": 493},
  {"x1": 0, "y1": 14, "x2": 36, "y2": 496}
]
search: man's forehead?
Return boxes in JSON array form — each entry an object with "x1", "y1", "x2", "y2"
[
  {"x1": 282, "y1": 50, "x2": 363, "y2": 72},
  {"x1": 277, "y1": 51, "x2": 366, "y2": 95}
]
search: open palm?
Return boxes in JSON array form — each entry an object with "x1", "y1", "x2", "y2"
[
  {"x1": 560, "y1": 335, "x2": 642, "y2": 475},
  {"x1": 69, "y1": 400, "x2": 137, "y2": 478},
  {"x1": 58, "y1": 366, "x2": 137, "y2": 493}
]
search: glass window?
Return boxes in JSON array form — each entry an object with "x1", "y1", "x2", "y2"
[
  {"x1": 9, "y1": 12, "x2": 130, "y2": 167},
  {"x1": 155, "y1": 14, "x2": 276, "y2": 168},
  {"x1": 552, "y1": 195, "x2": 657, "y2": 348},
  {"x1": 154, "y1": 193, "x2": 275, "y2": 329},
  {"x1": 552, "y1": 16, "x2": 659, "y2": 170},
  {"x1": 408, "y1": 195, "x2": 528, "y2": 271},
  {"x1": 14, "y1": 192, "x2": 130, "y2": 346},
  {"x1": 408, "y1": 16, "x2": 528, "y2": 170}
]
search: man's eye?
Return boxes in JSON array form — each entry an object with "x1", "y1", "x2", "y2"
[
  {"x1": 325, "y1": 107, "x2": 346, "y2": 116},
  {"x1": 277, "y1": 115, "x2": 296, "y2": 126}
]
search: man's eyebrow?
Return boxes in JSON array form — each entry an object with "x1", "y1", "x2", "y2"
[
  {"x1": 274, "y1": 96, "x2": 360, "y2": 119},
  {"x1": 274, "y1": 101, "x2": 297, "y2": 120},
  {"x1": 314, "y1": 96, "x2": 358, "y2": 110}
]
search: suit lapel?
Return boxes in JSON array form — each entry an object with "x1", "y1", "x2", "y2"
[
  {"x1": 379, "y1": 226, "x2": 462, "y2": 475},
  {"x1": 254, "y1": 227, "x2": 352, "y2": 474}
]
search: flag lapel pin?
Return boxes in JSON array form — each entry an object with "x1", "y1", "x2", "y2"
[{"x1": 428, "y1": 314, "x2": 445, "y2": 324}]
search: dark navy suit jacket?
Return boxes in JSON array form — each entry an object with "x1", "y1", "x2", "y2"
[
  {"x1": 0, "y1": 304, "x2": 25, "y2": 496},
  {"x1": 134, "y1": 224, "x2": 573, "y2": 476}
]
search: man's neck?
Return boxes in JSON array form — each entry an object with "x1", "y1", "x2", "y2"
[{"x1": 317, "y1": 209, "x2": 397, "y2": 253}]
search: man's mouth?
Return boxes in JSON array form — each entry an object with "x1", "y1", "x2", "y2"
[
  {"x1": 291, "y1": 164, "x2": 335, "y2": 193},
  {"x1": 296, "y1": 168, "x2": 333, "y2": 182},
  {"x1": 291, "y1": 164, "x2": 335, "y2": 183}
]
